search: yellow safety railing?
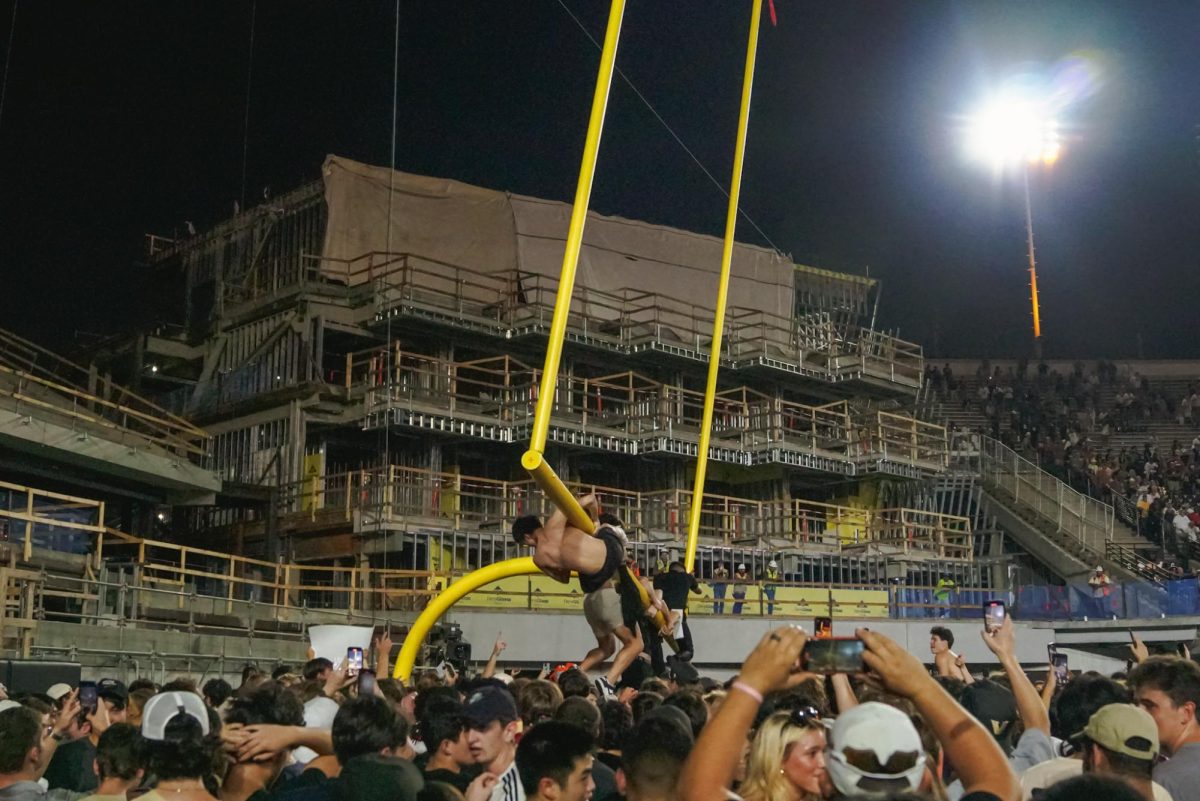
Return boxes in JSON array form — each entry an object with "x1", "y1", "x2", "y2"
[
  {"x1": 0, "y1": 328, "x2": 208, "y2": 460},
  {"x1": 0, "y1": 479, "x2": 106, "y2": 564}
]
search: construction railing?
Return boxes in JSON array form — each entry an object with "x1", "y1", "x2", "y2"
[
  {"x1": 0, "y1": 480, "x2": 106, "y2": 564},
  {"x1": 863, "y1": 411, "x2": 950, "y2": 470},
  {"x1": 979, "y1": 436, "x2": 1114, "y2": 555},
  {"x1": 277, "y1": 466, "x2": 973, "y2": 559},
  {"x1": 346, "y1": 344, "x2": 944, "y2": 470},
  {"x1": 302, "y1": 251, "x2": 922, "y2": 390},
  {"x1": 99, "y1": 529, "x2": 437, "y2": 614},
  {"x1": 0, "y1": 327, "x2": 208, "y2": 461}
]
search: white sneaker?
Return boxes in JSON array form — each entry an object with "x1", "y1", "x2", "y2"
[{"x1": 594, "y1": 676, "x2": 617, "y2": 701}]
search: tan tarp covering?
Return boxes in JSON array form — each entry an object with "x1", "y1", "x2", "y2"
[{"x1": 320, "y1": 155, "x2": 794, "y2": 319}]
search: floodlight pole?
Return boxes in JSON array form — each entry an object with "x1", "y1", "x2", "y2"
[{"x1": 1023, "y1": 167, "x2": 1043, "y2": 358}]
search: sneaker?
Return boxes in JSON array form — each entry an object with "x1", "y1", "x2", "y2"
[{"x1": 594, "y1": 676, "x2": 617, "y2": 701}]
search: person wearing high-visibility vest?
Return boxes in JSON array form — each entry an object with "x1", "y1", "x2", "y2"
[
  {"x1": 934, "y1": 576, "x2": 956, "y2": 618},
  {"x1": 761, "y1": 560, "x2": 780, "y2": 615}
]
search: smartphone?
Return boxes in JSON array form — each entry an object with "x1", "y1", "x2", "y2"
[
  {"x1": 1052, "y1": 653, "x2": 1069, "y2": 685},
  {"x1": 1129, "y1": 629, "x2": 1138, "y2": 644},
  {"x1": 358, "y1": 668, "x2": 376, "y2": 697},
  {"x1": 983, "y1": 600, "x2": 1006, "y2": 633},
  {"x1": 78, "y1": 681, "x2": 98, "y2": 716},
  {"x1": 347, "y1": 646, "x2": 364, "y2": 677},
  {"x1": 814, "y1": 617, "x2": 833, "y2": 640},
  {"x1": 802, "y1": 638, "x2": 864, "y2": 674}
]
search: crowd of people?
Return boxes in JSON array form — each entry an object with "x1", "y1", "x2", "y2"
[
  {"x1": 927, "y1": 361, "x2": 1200, "y2": 574},
  {"x1": 4, "y1": 618, "x2": 1200, "y2": 801}
]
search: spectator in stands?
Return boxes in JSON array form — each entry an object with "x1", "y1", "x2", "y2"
[
  {"x1": 1128, "y1": 657, "x2": 1200, "y2": 801},
  {"x1": 930, "y1": 626, "x2": 972, "y2": 682},
  {"x1": 464, "y1": 687, "x2": 522, "y2": 801},
  {"x1": 419, "y1": 701, "x2": 476, "y2": 793},
  {"x1": 44, "y1": 680, "x2": 128, "y2": 793},
  {"x1": 138, "y1": 691, "x2": 221, "y2": 801},
  {"x1": 79, "y1": 724, "x2": 143, "y2": 801},
  {"x1": 221, "y1": 682, "x2": 306, "y2": 801},
  {"x1": 1022, "y1": 674, "x2": 1132, "y2": 798},
  {"x1": 515, "y1": 722, "x2": 594, "y2": 801}
]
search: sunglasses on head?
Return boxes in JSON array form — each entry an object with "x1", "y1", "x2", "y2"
[{"x1": 787, "y1": 706, "x2": 822, "y2": 727}]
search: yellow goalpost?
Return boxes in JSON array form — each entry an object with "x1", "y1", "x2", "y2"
[{"x1": 395, "y1": 0, "x2": 764, "y2": 681}]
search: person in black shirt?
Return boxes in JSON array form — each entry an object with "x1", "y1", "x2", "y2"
[{"x1": 652, "y1": 563, "x2": 702, "y2": 661}]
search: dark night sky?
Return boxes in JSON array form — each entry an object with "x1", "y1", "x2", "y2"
[{"x1": 1, "y1": 1, "x2": 1198, "y2": 358}]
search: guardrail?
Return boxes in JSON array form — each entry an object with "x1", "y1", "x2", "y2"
[
  {"x1": 979, "y1": 436, "x2": 1114, "y2": 555},
  {"x1": 302, "y1": 250, "x2": 923, "y2": 389},
  {"x1": 277, "y1": 466, "x2": 972, "y2": 558},
  {"x1": 347, "y1": 343, "x2": 946, "y2": 470},
  {"x1": 0, "y1": 327, "x2": 208, "y2": 460},
  {"x1": 0, "y1": 480, "x2": 106, "y2": 564}
]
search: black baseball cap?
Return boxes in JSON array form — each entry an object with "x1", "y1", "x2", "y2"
[
  {"x1": 97, "y1": 679, "x2": 129, "y2": 706},
  {"x1": 464, "y1": 686, "x2": 518, "y2": 728}
]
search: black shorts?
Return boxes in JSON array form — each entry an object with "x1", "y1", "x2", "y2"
[{"x1": 578, "y1": 527, "x2": 624, "y2": 594}]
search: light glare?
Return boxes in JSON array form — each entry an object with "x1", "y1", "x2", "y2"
[{"x1": 966, "y1": 95, "x2": 1061, "y2": 168}]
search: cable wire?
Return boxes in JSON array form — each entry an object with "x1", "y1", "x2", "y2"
[
  {"x1": 0, "y1": 0, "x2": 20, "y2": 137},
  {"x1": 554, "y1": 0, "x2": 783, "y2": 254},
  {"x1": 239, "y1": 1, "x2": 257, "y2": 210}
]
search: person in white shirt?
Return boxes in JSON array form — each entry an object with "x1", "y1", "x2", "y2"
[{"x1": 465, "y1": 687, "x2": 524, "y2": 801}]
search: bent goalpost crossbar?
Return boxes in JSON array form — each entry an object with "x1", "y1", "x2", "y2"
[{"x1": 394, "y1": 0, "x2": 764, "y2": 682}]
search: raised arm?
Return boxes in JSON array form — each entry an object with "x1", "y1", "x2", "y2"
[
  {"x1": 859, "y1": 629, "x2": 1020, "y2": 801},
  {"x1": 981, "y1": 617, "x2": 1049, "y2": 734},
  {"x1": 483, "y1": 633, "x2": 506, "y2": 679},
  {"x1": 677, "y1": 628, "x2": 808, "y2": 801}
]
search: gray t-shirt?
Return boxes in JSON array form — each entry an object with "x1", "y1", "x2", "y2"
[
  {"x1": 1155, "y1": 742, "x2": 1200, "y2": 801},
  {"x1": 948, "y1": 729, "x2": 1055, "y2": 801}
]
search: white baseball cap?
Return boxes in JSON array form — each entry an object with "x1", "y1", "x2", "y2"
[
  {"x1": 0, "y1": 699, "x2": 21, "y2": 713},
  {"x1": 46, "y1": 683, "x2": 73, "y2": 702},
  {"x1": 826, "y1": 702, "x2": 926, "y2": 798},
  {"x1": 768, "y1": 560, "x2": 778, "y2": 568},
  {"x1": 141, "y1": 692, "x2": 210, "y2": 740},
  {"x1": 737, "y1": 563, "x2": 747, "y2": 570}
]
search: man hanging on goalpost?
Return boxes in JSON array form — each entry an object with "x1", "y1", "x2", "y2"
[{"x1": 512, "y1": 495, "x2": 675, "y2": 694}]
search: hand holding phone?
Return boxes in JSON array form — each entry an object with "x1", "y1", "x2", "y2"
[
  {"x1": 801, "y1": 638, "x2": 864, "y2": 674},
  {"x1": 357, "y1": 668, "x2": 377, "y2": 697},
  {"x1": 983, "y1": 600, "x2": 1006, "y2": 634},
  {"x1": 347, "y1": 646, "x2": 364, "y2": 677},
  {"x1": 78, "y1": 681, "x2": 98, "y2": 717}
]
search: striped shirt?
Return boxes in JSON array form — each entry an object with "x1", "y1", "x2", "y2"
[{"x1": 490, "y1": 761, "x2": 525, "y2": 801}]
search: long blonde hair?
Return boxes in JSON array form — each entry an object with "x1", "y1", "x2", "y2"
[{"x1": 740, "y1": 711, "x2": 823, "y2": 801}]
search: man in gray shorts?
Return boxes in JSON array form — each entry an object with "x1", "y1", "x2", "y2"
[{"x1": 578, "y1": 515, "x2": 644, "y2": 700}]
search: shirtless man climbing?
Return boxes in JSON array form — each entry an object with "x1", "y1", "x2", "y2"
[
  {"x1": 512, "y1": 495, "x2": 673, "y2": 693},
  {"x1": 930, "y1": 625, "x2": 975, "y2": 683}
]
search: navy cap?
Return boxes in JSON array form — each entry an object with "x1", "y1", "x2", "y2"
[{"x1": 464, "y1": 686, "x2": 518, "y2": 728}]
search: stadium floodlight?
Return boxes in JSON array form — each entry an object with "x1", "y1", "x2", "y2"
[
  {"x1": 964, "y1": 91, "x2": 1063, "y2": 352},
  {"x1": 966, "y1": 94, "x2": 1061, "y2": 169}
]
